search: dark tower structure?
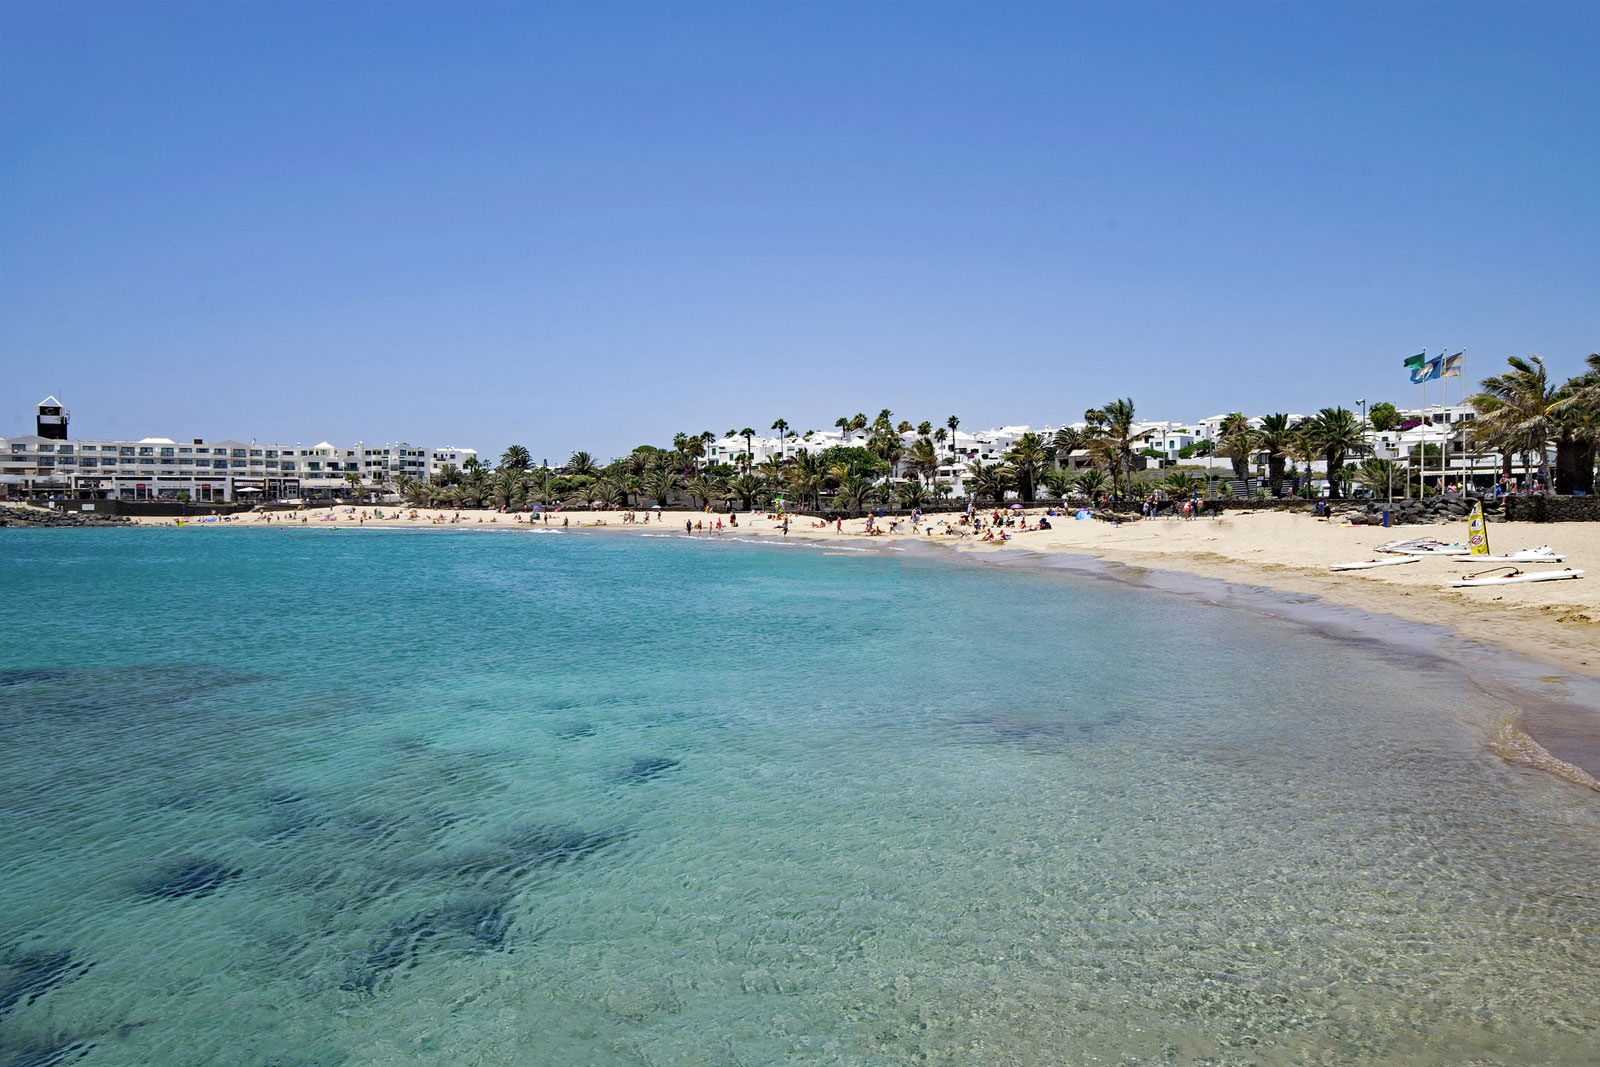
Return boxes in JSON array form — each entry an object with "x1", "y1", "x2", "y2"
[{"x1": 36, "y1": 396, "x2": 69, "y2": 440}]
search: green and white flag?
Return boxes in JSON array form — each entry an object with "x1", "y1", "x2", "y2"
[{"x1": 1403, "y1": 351, "x2": 1426, "y2": 370}]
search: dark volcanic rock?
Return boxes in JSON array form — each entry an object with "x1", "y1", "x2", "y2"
[{"x1": 0, "y1": 505, "x2": 129, "y2": 528}]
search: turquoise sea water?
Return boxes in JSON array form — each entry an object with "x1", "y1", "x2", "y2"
[{"x1": 1, "y1": 526, "x2": 1597, "y2": 1066}]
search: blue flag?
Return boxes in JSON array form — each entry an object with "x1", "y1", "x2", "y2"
[{"x1": 1410, "y1": 355, "x2": 1444, "y2": 384}]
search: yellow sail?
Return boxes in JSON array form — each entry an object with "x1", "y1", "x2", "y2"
[{"x1": 1466, "y1": 501, "x2": 1490, "y2": 556}]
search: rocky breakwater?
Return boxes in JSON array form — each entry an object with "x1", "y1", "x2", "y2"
[
  {"x1": 1335, "y1": 494, "x2": 1503, "y2": 527},
  {"x1": 0, "y1": 504, "x2": 131, "y2": 527}
]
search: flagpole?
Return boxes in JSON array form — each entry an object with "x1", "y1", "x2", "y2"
[
  {"x1": 1419, "y1": 359, "x2": 1426, "y2": 499},
  {"x1": 1443, "y1": 351, "x2": 1450, "y2": 491}
]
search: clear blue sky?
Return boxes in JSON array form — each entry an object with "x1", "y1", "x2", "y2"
[{"x1": 2, "y1": 1, "x2": 1595, "y2": 462}]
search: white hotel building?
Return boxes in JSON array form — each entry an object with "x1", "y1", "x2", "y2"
[{"x1": 1, "y1": 398, "x2": 476, "y2": 504}]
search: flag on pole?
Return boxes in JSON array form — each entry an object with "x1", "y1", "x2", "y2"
[
  {"x1": 1403, "y1": 351, "x2": 1427, "y2": 371},
  {"x1": 1409, "y1": 355, "x2": 1444, "y2": 384},
  {"x1": 1440, "y1": 351, "x2": 1464, "y2": 377}
]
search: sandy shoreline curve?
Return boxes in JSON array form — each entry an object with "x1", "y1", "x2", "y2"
[{"x1": 116, "y1": 502, "x2": 1600, "y2": 785}]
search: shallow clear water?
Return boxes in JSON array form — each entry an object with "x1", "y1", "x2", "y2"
[{"x1": 1, "y1": 527, "x2": 1597, "y2": 1066}]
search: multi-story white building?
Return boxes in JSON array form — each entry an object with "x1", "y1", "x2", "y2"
[{"x1": 1, "y1": 398, "x2": 476, "y2": 503}]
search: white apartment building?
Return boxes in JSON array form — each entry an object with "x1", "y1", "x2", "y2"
[{"x1": 1, "y1": 398, "x2": 476, "y2": 503}]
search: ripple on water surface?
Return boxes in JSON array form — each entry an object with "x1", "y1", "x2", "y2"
[{"x1": 0, "y1": 527, "x2": 1597, "y2": 1066}]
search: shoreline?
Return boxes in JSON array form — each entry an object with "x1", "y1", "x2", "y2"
[{"x1": 35, "y1": 501, "x2": 1600, "y2": 787}]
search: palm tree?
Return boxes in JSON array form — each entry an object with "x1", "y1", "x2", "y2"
[
  {"x1": 566, "y1": 451, "x2": 599, "y2": 477},
  {"x1": 835, "y1": 474, "x2": 875, "y2": 514},
  {"x1": 965, "y1": 460, "x2": 1014, "y2": 503},
  {"x1": 643, "y1": 467, "x2": 678, "y2": 507},
  {"x1": 499, "y1": 444, "x2": 531, "y2": 472},
  {"x1": 1469, "y1": 355, "x2": 1559, "y2": 491},
  {"x1": 1551, "y1": 354, "x2": 1600, "y2": 494},
  {"x1": 771, "y1": 418, "x2": 789, "y2": 460},
  {"x1": 491, "y1": 469, "x2": 522, "y2": 509},
  {"x1": 784, "y1": 451, "x2": 825, "y2": 510},
  {"x1": 1040, "y1": 470, "x2": 1074, "y2": 499},
  {"x1": 1160, "y1": 471, "x2": 1205, "y2": 498},
  {"x1": 1307, "y1": 407, "x2": 1367, "y2": 499},
  {"x1": 343, "y1": 470, "x2": 363, "y2": 500},
  {"x1": 1255, "y1": 414, "x2": 1295, "y2": 498},
  {"x1": 684, "y1": 475, "x2": 718, "y2": 509},
  {"x1": 1353, "y1": 458, "x2": 1396, "y2": 496},
  {"x1": 1003, "y1": 431, "x2": 1048, "y2": 505},
  {"x1": 1084, "y1": 398, "x2": 1136, "y2": 500},
  {"x1": 727, "y1": 473, "x2": 764, "y2": 510},
  {"x1": 756, "y1": 455, "x2": 785, "y2": 491},
  {"x1": 905, "y1": 435, "x2": 940, "y2": 487},
  {"x1": 946, "y1": 415, "x2": 960, "y2": 465},
  {"x1": 895, "y1": 480, "x2": 929, "y2": 508},
  {"x1": 1050, "y1": 427, "x2": 1088, "y2": 470},
  {"x1": 1288, "y1": 423, "x2": 1321, "y2": 498},
  {"x1": 1214, "y1": 415, "x2": 1259, "y2": 484},
  {"x1": 1074, "y1": 468, "x2": 1108, "y2": 501}
]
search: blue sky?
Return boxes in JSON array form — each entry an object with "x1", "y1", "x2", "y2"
[{"x1": 2, "y1": 1, "x2": 1595, "y2": 462}]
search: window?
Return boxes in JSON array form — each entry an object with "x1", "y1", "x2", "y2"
[
  {"x1": 120, "y1": 447, "x2": 135, "y2": 456},
  {"x1": 80, "y1": 458, "x2": 97, "y2": 468},
  {"x1": 139, "y1": 447, "x2": 154, "y2": 456},
  {"x1": 38, "y1": 443, "x2": 54, "y2": 452},
  {"x1": 249, "y1": 449, "x2": 263, "y2": 457},
  {"x1": 281, "y1": 462, "x2": 296, "y2": 472},
  {"x1": 266, "y1": 450, "x2": 277, "y2": 458},
  {"x1": 179, "y1": 447, "x2": 192, "y2": 454},
  {"x1": 59, "y1": 444, "x2": 74, "y2": 454}
]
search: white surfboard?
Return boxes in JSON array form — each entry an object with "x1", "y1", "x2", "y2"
[
  {"x1": 1472, "y1": 550, "x2": 1564, "y2": 564},
  {"x1": 1330, "y1": 557, "x2": 1422, "y2": 571},
  {"x1": 1449, "y1": 568, "x2": 1584, "y2": 588}
]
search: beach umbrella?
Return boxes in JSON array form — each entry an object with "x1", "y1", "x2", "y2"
[{"x1": 1010, "y1": 503, "x2": 1023, "y2": 510}]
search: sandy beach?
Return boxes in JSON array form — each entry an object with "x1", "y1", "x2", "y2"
[{"x1": 128, "y1": 502, "x2": 1600, "y2": 787}]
